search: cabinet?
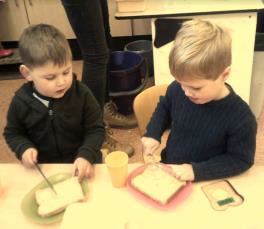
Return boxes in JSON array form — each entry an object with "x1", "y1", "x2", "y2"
[
  {"x1": 23, "y1": 0, "x2": 75, "y2": 39},
  {"x1": 0, "y1": 0, "x2": 151, "y2": 41},
  {"x1": 108, "y1": 0, "x2": 132, "y2": 36},
  {"x1": 0, "y1": 0, "x2": 29, "y2": 41},
  {"x1": 132, "y1": 19, "x2": 151, "y2": 35},
  {"x1": 109, "y1": 0, "x2": 151, "y2": 36},
  {"x1": 0, "y1": 0, "x2": 74, "y2": 41}
]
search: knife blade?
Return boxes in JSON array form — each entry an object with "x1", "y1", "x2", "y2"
[{"x1": 34, "y1": 162, "x2": 57, "y2": 195}]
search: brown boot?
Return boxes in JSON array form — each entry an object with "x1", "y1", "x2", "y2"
[
  {"x1": 102, "y1": 127, "x2": 134, "y2": 157},
  {"x1": 104, "y1": 101, "x2": 137, "y2": 128}
]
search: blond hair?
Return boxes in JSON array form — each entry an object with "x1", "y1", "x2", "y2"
[
  {"x1": 19, "y1": 24, "x2": 72, "y2": 69},
  {"x1": 169, "y1": 19, "x2": 231, "y2": 81}
]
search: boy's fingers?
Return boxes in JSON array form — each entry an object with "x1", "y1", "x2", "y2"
[
  {"x1": 72, "y1": 167, "x2": 77, "y2": 177},
  {"x1": 72, "y1": 162, "x2": 78, "y2": 176},
  {"x1": 78, "y1": 172, "x2": 85, "y2": 182},
  {"x1": 143, "y1": 145, "x2": 156, "y2": 156},
  {"x1": 178, "y1": 175, "x2": 187, "y2": 181},
  {"x1": 149, "y1": 145, "x2": 159, "y2": 154},
  {"x1": 32, "y1": 150, "x2": 38, "y2": 163},
  {"x1": 89, "y1": 165, "x2": 94, "y2": 176},
  {"x1": 85, "y1": 169, "x2": 90, "y2": 178},
  {"x1": 22, "y1": 149, "x2": 37, "y2": 168},
  {"x1": 72, "y1": 158, "x2": 93, "y2": 181},
  {"x1": 23, "y1": 152, "x2": 34, "y2": 168},
  {"x1": 22, "y1": 158, "x2": 29, "y2": 168},
  {"x1": 77, "y1": 163, "x2": 86, "y2": 181},
  {"x1": 28, "y1": 150, "x2": 37, "y2": 167},
  {"x1": 27, "y1": 160, "x2": 34, "y2": 168},
  {"x1": 85, "y1": 165, "x2": 94, "y2": 178}
]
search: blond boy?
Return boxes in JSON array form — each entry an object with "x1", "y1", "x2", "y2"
[{"x1": 142, "y1": 20, "x2": 257, "y2": 182}]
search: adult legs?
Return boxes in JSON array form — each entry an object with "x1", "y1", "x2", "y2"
[
  {"x1": 61, "y1": 0, "x2": 135, "y2": 157},
  {"x1": 61, "y1": 0, "x2": 108, "y2": 109},
  {"x1": 96, "y1": 0, "x2": 137, "y2": 128}
]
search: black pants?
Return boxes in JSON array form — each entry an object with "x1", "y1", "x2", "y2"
[{"x1": 61, "y1": 0, "x2": 112, "y2": 109}]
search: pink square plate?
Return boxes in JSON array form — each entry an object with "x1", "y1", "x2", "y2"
[{"x1": 126, "y1": 164, "x2": 192, "y2": 210}]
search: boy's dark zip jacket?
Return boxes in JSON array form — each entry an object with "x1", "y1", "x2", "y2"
[{"x1": 3, "y1": 75, "x2": 105, "y2": 164}]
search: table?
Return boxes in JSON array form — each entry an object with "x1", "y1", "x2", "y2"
[
  {"x1": 0, "y1": 163, "x2": 263, "y2": 228},
  {"x1": 115, "y1": 0, "x2": 264, "y2": 104}
]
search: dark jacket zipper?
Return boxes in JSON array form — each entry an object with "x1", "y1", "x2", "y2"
[{"x1": 49, "y1": 104, "x2": 62, "y2": 158}]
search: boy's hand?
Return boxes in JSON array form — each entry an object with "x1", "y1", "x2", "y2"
[
  {"x1": 73, "y1": 157, "x2": 94, "y2": 181},
  {"x1": 172, "y1": 164, "x2": 195, "y2": 181},
  {"x1": 141, "y1": 136, "x2": 160, "y2": 158},
  {"x1": 22, "y1": 148, "x2": 38, "y2": 168}
]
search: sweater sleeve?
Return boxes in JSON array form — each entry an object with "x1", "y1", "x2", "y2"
[
  {"x1": 76, "y1": 88, "x2": 105, "y2": 164},
  {"x1": 191, "y1": 113, "x2": 257, "y2": 181},
  {"x1": 3, "y1": 97, "x2": 36, "y2": 160},
  {"x1": 144, "y1": 83, "x2": 174, "y2": 141}
]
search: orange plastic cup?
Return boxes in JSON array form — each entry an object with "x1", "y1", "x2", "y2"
[{"x1": 105, "y1": 151, "x2": 128, "y2": 188}]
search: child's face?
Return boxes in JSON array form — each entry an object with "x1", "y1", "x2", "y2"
[
  {"x1": 25, "y1": 62, "x2": 73, "y2": 99},
  {"x1": 176, "y1": 69, "x2": 230, "y2": 104}
]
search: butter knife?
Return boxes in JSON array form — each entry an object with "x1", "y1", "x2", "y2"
[{"x1": 34, "y1": 162, "x2": 57, "y2": 195}]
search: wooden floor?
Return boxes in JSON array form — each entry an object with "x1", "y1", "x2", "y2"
[{"x1": 0, "y1": 61, "x2": 264, "y2": 165}]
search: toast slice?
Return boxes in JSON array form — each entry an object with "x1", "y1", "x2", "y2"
[
  {"x1": 131, "y1": 166, "x2": 186, "y2": 205},
  {"x1": 35, "y1": 177, "x2": 85, "y2": 217}
]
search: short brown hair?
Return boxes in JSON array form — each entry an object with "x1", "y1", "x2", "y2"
[
  {"x1": 19, "y1": 24, "x2": 72, "y2": 69},
  {"x1": 169, "y1": 19, "x2": 231, "y2": 81}
]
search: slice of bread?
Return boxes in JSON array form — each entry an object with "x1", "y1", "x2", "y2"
[
  {"x1": 35, "y1": 177, "x2": 85, "y2": 217},
  {"x1": 131, "y1": 166, "x2": 186, "y2": 205}
]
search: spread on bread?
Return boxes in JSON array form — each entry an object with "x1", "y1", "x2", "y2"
[
  {"x1": 35, "y1": 177, "x2": 85, "y2": 217},
  {"x1": 131, "y1": 166, "x2": 186, "y2": 205}
]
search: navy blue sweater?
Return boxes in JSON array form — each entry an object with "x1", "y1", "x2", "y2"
[{"x1": 145, "y1": 82, "x2": 257, "y2": 181}]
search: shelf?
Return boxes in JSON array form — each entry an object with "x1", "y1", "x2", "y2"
[{"x1": 0, "y1": 49, "x2": 21, "y2": 65}]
